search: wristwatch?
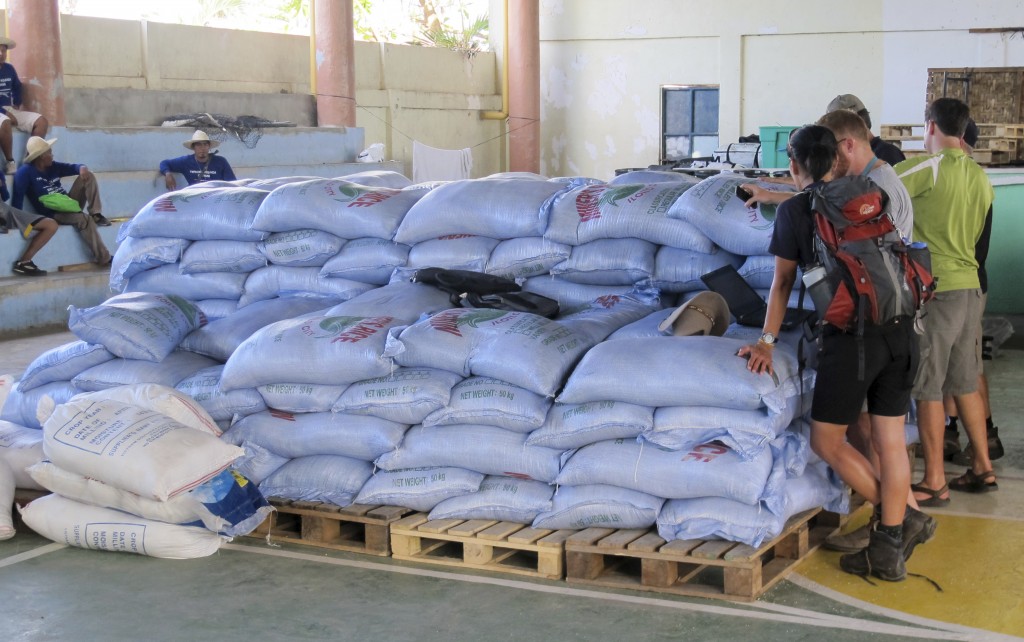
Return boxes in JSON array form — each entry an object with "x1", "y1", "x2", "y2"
[{"x1": 758, "y1": 332, "x2": 777, "y2": 347}]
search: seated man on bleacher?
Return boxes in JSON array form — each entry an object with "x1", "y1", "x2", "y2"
[
  {"x1": 2, "y1": 173, "x2": 58, "y2": 276},
  {"x1": 0, "y1": 36, "x2": 50, "y2": 175},
  {"x1": 159, "y1": 130, "x2": 236, "y2": 191},
  {"x1": 11, "y1": 136, "x2": 111, "y2": 267}
]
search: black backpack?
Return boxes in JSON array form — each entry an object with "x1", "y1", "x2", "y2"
[
  {"x1": 809, "y1": 175, "x2": 936, "y2": 337},
  {"x1": 412, "y1": 268, "x2": 560, "y2": 319}
]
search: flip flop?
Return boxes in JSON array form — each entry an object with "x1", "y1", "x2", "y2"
[
  {"x1": 911, "y1": 481, "x2": 950, "y2": 507},
  {"x1": 949, "y1": 469, "x2": 998, "y2": 493}
]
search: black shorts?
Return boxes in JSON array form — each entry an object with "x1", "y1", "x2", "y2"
[{"x1": 810, "y1": 319, "x2": 915, "y2": 425}]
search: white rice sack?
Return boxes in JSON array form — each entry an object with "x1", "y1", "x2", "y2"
[
  {"x1": 651, "y1": 246, "x2": 744, "y2": 293},
  {"x1": 222, "y1": 410, "x2": 408, "y2": 461},
  {"x1": 375, "y1": 424, "x2": 563, "y2": 483},
  {"x1": 17, "y1": 341, "x2": 114, "y2": 392},
  {"x1": 641, "y1": 400, "x2": 804, "y2": 460},
  {"x1": 28, "y1": 463, "x2": 271, "y2": 537},
  {"x1": 523, "y1": 277, "x2": 637, "y2": 310},
  {"x1": 69, "y1": 292, "x2": 208, "y2": 362},
  {"x1": 0, "y1": 458, "x2": 13, "y2": 539},
  {"x1": 423, "y1": 376, "x2": 552, "y2": 433},
  {"x1": 318, "y1": 238, "x2": 410, "y2": 284},
  {"x1": 1, "y1": 381, "x2": 82, "y2": 429},
  {"x1": 485, "y1": 237, "x2": 571, "y2": 280},
  {"x1": 354, "y1": 467, "x2": 484, "y2": 512},
  {"x1": 257, "y1": 383, "x2": 347, "y2": 413},
  {"x1": 175, "y1": 366, "x2": 267, "y2": 422},
  {"x1": 179, "y1": 297, "x2": 333, "y2": 362},
  {"x1": 550, "y1": 238, "x2": 656, "y2": 285},
  {"x1": 230, "y1": 441, "x2": 288, "y2": 485},
  {"x1": 126, "y1": 187, "x2": 269, "y2": 242},
  {"x1": 656, "y1": 462, "x2": 848, "y2": 548},
  {"x1": 738, "y1": 254, "x2": 777, "y2": 289},
  {"x1": 532, "y1": 484, "x2": 665, "y2": 530},
  {"x1": 194, "y1": 299, "x2": 239, "y2": 321},
  {"x1": 258, "y1": 454, "x2": 373, "y2": 506},
  {"x1": 244, "y1": 176, "x2": 321, "y2": 190},
  {"x1": 59, "y1": 383, "x2": 223, "y2": 437},
  {"x1": 428, "y1": 475, "x2": 555, "y2": 524},
  {"x1": 394, "y1": 178, "x2": 567, "y2": 244},
  {"x1": 526, "y1": 401, "x2": 652, "y2": 450},
  {"x1": 126, "y1": 264, "x2": 248, "y2": 301},
  {"x1": 251, "y1": 179, "x2": 421, "y2": 238},
  {"x1": 109, "y1": 236, "x2": 189, "y2": 292},
  {"x1": 558, "y1": 337, "x2": 801, "y2": 413},
  {"x1": 43, "y1": 398, "x2": 243, "y2": 501},
  {"x1": 72, "y1": 351, "x2": 220, "y2": 393},
  {"x1": 258, "y1": 229, "x2": 345, "y2": 267},
  {"x1": 0, "y1": 420, "x2": 45, "y2": 489},
  {"x1": 609, "y1": 171, "x2": 701, "y2": 186},
  {"x1": 406, "y1": 235, "x2": 501, "y2": 273},
  {"x1": 545, "y1": 183, "x2": 713, "y2": 251},
  {"x1": 337, "y1": 169, "x2": 412, "y2": 188},
  {"x1": 668, "y1": 175, "x2": 785, "y2": 256},
  {"x1": 178, "y1": 240, "x2": 266, "y2": 274},
  {"x1": 20, "y1": 494, "x2": 227, "y2": 558},
  {"x1": 221, "y1": 313, "x2": 402, "y2": 390},
  {"x1": 238, "y1": 265, "x2": 374, "y2": 308},
  {"x1": 332, "y1": 367, "x2": 464, "y2": 424},
  {"x1": 555, "y1": 288, "x2": 661, "y2": 344},
  {"x1": 555, "y1": 438, "x2": 773, "y2": 504},
  {"x1": 325, "y1": 281, "x2": 453, "y2": 322},
  {"x1": 387, "y1": 309, "x2": 593, "y2": 397}
]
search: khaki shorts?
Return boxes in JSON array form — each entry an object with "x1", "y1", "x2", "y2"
[
  {"x1": 0, "y1": 107, "x2": 42, "y2": 133},
  {"x1": 912, "y1": 288, "x2": 984, "y2": 400},
  {"x1": 1, "y1": 202, "x2": 45, "y2": 238}
]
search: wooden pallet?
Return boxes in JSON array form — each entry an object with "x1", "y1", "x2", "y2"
[
  {"x1": 881, "y1": 124, "x2": 923, "y2": 139},
  {"x1": 973, "y1": 149, "x2": 1012, "y2": 166},
  {"x1": 390, "y1": 513, "x2": 573, "y2": 579},
  {"x1": 243, "y1": 498, "x2": 412, "y2": 556},
  {"x1": 975, "y1": 136, "x2": 1020, "y2": 153},
  {"x1": 978, "y1": 123, "x2": 1024, "y2": 138},
  {"x1": 564, "y1": 508, "x2": 838, "y2": 602}
]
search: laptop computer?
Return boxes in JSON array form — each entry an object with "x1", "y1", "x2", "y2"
[{"x1": 700, "y1": 264, "x2": 815, "y2": 331}]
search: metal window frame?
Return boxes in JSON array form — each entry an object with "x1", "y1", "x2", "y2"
[{"x1": 661, "y1": 84, "x2": 720, "y2": 163}]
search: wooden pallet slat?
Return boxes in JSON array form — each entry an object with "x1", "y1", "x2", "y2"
[
  {"x1": 390, "y1": 513, "x2": 565, "y2": 579},
  {"x1": 242, "y1": 498, "x2": 412, "y2": 556},
  {"x1": 565, "y1": 508, "x2": 838, "y2": 602}
]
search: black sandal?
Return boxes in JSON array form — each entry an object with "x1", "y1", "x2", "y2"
[
  {"x1": 949, "y1": 469, "x2": 998, "y2": 493},
  {"x1": 911, "y1": 482, "x2": 950, "y2": 507}
]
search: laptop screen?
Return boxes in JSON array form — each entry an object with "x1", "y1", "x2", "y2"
[{"x1": 700, "y1": 265, "x2": 767, "y2": 319}]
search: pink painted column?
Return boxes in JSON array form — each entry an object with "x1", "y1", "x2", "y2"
[
  {"x1": 7, "y1": 0, "x2": 65, "y2": 126},
  {"x1": 508, "y1": 0, "x2": 540, "y2": 173},
  {"x1": 313, "y1": 0, "x2": 356, "y2": 127}
]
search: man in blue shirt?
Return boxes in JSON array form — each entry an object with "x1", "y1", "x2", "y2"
[
  {"x1": 12, "y1": 136, "x2": 111, "y2": 266},
  {"x1": 0, "y1": 36, "x2": 49, "y2": 175},
  {"x1": 159, "y1": 130, "x2": 236, "y2": 190}
]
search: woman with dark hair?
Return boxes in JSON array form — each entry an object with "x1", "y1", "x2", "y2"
[{"x1": 738, "y1": 125, "x2": 933, "y2": 582}]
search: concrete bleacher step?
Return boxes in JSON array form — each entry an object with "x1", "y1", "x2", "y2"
[{"x1": 0, "y1": 267, "x2": 112, "y2": 337}]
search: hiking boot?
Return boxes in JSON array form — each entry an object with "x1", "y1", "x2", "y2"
[
  {"x1": 824, "y1": 506, "x2": 878, "y2": 553},
  {"x1": 902, "y1": 506, "x2": 937, "y2": 561},
  {"x1": 12, "y1": 260, "x2": 46, "y2": 276},
  {"x1": 951, "y1": 428, "x2": 1004, "y2": 466},
  {"x1": 839, "y1": 525, "x2": 906, "y2": 582},
  {"x1": 91, "y1": 213, "x2": 111, "y2": 227}
]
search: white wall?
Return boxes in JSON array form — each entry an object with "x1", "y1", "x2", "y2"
[{"x1": 539, "y1": 0, "x2": 1024, "y2": 179}]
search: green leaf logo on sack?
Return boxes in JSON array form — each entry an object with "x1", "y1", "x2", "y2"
[
  {"x1": 303, "y1": 315, "x2": 396, "y2": 343},
  {"x1": 575, "y1": 185, "x2": 646, "y2": 223},
  {"x1": 429, "y1": 308, "x2": 508, "y2": 337},
  {"x1": 329, "y1": 183, "x2": 398, "y2": 209},
  {"x1": 164, "y1": 295, "x2": 207, "y2": 328}
]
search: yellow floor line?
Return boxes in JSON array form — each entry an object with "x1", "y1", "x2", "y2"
[{"x1": 797, "y1": 513, "x2": 1024, "y2": 637}]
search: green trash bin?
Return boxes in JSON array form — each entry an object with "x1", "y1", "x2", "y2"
[{"x1": 759, "y1": 126, "x2": 799, "y2": 169}]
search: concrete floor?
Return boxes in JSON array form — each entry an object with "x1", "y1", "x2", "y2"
[{"x1": 2, "y1": 330, "x2": 1023, "y2": 641}]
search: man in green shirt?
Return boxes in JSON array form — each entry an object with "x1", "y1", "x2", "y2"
[{"x1": 897, "y1": 98, "x2": 996, "y2": 504}]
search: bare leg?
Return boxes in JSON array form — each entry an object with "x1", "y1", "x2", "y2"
[
  {"x1": 871, "y1": 414, "x2": 910, "y2": 527},
  {"x1": 31, "y1": 116, "x2": 49, "y2": 138},
  {"x1": 955, "y1": 391, "x2": 994, "y2": 476},
  {"x1": 810, "y1": 419, "x2": 880, "y2": 506},
  {"x1": 0, "y1": 119, "x2": 11, "y2": 163},
  {"x1": 913, "y1": 399, "x2": 948, "y2": 499},
  {"x1": 18, "y1": 219, "x2": 57, "y2": 262}
]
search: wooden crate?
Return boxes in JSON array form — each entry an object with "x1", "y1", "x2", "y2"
[
  {"x1": 564, "y1": 508, "x2": 837, "y2": 602},
  {"x1": 390, "y1": 513, "x2": 573, "y2": 579},
  {"x1": 243, "y1": 498, "x2": 412, "y2": 557}
]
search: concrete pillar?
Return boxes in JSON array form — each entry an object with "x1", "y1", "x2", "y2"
[
  {"x1": 313, "y1": 0, "x2": 356, "y2": 127},
  {"x1": 508, "y1": 0, "x2": 540, "y2": 173},
  {"x1": 6, "y1": 0, "x2": 65, "y2": 126}
]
